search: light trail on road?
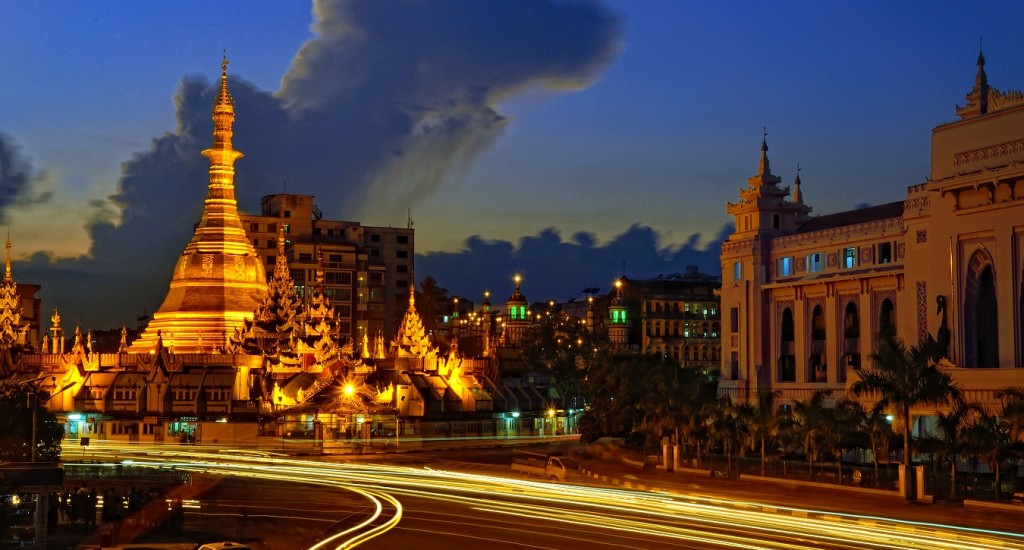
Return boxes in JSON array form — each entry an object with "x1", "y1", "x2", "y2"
[{"x1": 76, "y1": 442, "x2": 1024, "y2": 549}]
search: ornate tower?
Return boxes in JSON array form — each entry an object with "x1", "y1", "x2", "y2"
[
  {"x1": 129, "y1": 58, "x2": 268, "y2": 353},
  {"x1": 607, "y1": 279, "x2": 629, "y2": 348},
  {"x1": 0, "y1": 235, "x2": 30, "y2": 352},
  {"x1": 501, "y1": 275, "x2": 529, "y2": 347}
]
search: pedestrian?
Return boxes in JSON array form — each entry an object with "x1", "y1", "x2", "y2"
[
  {"x1": 85, "y1": 487, "x2": 98, "y2": 530},
  {"x1": 59, "y1": 491, "x2": 71, "y2": 523}
]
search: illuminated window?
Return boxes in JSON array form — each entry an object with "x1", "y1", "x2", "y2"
[
  {"x1": 807, "y1": 253, "x2": 823, "y2": 273},
  {"x1": 779, "y1": 257, "x2": 792, "y2": 276},
  {"x1": 844, "y1": 248, "x2": 857, "y2": 269}
]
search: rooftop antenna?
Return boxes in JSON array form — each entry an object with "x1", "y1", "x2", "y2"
[{"x1": 407, "y1": 208, "x2": 414, "y2": 229}]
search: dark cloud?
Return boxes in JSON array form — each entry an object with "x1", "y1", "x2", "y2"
[
  {"x1": 0, "y1": 134, "x2": 51, "y2": 220},
  {"x1": 416, "y1": 223, "x2": 730, "y2": 303},
  {"x1": 9, "y1": 0, "x2": 624, "y2": 329}
]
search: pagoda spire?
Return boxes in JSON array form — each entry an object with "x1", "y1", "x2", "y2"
[
  {"x1": 747, "y1": 128, "x2": 782, "y2": 188},
  {"x1": 957, "y1": 40, "x2": 992, "y2": 119},
  {"x1": 792, "y1": 164, "x2": 804, "y2": 205},
  {"x1": 757, "y1": 128, "x2": 770, "y2": 178},
  {"x1": 274, "y1": 209, "x2": 290, "y2": 280},
  {"x1": 4, "y1": 231, "x2": 11, "y2": 283},
  {"x1": 129, "y1": 56, "x2": 267, "y2": 353}
]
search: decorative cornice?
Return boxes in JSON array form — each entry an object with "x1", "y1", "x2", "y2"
[
  {"x1": 722, "y1": 239, "x2": 754, "y2": 255},
  {"x1": 774, "y1": 217, "x2": 902, "y2": 248},
  {"x1": 903, "y1": 196, "x2": 930, "y2": 214},
  {"x1": 954, "y1": 138, "x2": 1024, "y2": 167}
]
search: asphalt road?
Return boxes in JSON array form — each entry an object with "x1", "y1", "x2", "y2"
[{"x1": 65, "y1": 442, "x2": 1024, "y2": 550}]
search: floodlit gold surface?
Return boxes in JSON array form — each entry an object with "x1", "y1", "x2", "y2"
[{"x1": 130, "y1": 59, "x2": 266, "y2": 353}]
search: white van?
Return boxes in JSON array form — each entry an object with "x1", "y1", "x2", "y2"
[{"x1": 511, "y1": 452, "x2": 576, "y2": 481}]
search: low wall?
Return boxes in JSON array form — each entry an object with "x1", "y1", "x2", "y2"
[{"x1": 739, "y1": 473, "x2": 899, "y2": 497}]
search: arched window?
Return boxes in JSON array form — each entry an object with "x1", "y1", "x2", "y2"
[
  {"x1": 810, "y1": 305, "x2": 826, "y2": 382},
  {"x1": 965, "y1": 250, "x2": 999, "y2": 367},
  {"x1": 879, "y1": 299, "x2": 895, "y2": 337},
  {"x1": 778, "y1": 308, "x2": 796, "y2": 382},
  {"x1": 843, "y1": 302, "x2": 861, "y2": 371}
]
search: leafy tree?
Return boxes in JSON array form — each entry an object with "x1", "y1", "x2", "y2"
[
  {"x1": 852, "y1": 333, "x2": 961, "y2": 500},
  {"x1": 521, "y1": 311, "x2": 605, "y2": 411},
  {"x1": 578, "y1": 353, "x2": 647, "y2": 442},
  {"x1": 416, "y1": 276, "x2": 453, "y2": 337},
  {"x1": 0, "y1": 381, "x2": 63, "y2": 462}
]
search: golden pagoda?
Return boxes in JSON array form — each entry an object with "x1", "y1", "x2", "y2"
[
  {"x1": 391, "y1": 284, "x2": 436, "y2": 358},
  {"x1": 129, "y1": 57, "x2": 267, "y2": 353}
]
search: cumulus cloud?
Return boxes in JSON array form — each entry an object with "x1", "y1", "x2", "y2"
[
  {"x1": 0, "y1": 135, "x2": 52, "y2": 220},
  {"x1": 417, "y1": 223, "x2": 731, "y2": 303},
  {"x1": 10, "y1": 0, "x2": 624, "y2": 328}
]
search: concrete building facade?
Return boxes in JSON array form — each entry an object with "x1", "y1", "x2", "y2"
[{"x1": 719, "y1": 51, "x2": 1024, "y2": 412}]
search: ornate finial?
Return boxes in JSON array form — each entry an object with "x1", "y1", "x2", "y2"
[
  {"x1": 757, "y1": 128, "x2": 771, "y2": 177},
  {"x1": 978, "y1": 37, "x2": 984, "y2": 66},
  {"x1": 277, "y1": 210, "x2": 286, "y2": 256},
  {"x1": 51, "y1": 307, "x2": 61, "y2": 328},
  {"x1": 408, "y1": 281, "x2": 416, "y2": 307},
  {"x1": 119, "y1": 326, "x2": 128, "y2": 353},
  {"x1": 793, "y1": 163, "x2": 804, "y2": 204},
  {"x1": 222, "y1": 50, "x2": 229, "y2": 74},
  {"x1": 4, "y1": 229, "x2": 11, "y2": 281}
]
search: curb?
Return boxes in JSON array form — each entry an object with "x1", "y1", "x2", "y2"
[{"x1": 578, "y1": 467, "x2": 1023, "y2": 548}]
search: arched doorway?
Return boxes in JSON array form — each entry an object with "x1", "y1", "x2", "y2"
[
  {"x1": 809, "y1": 305, "x2": 826, "y2": 382},
  {"x1": 964, "y1": 250, "x2": 999, "y2": 367},
  {"x1": 778, "y1": 308, "x2": 795, "y2": 382},
  {"x1": 843, "y1": 302, "x2": 860, "y2": 376}
]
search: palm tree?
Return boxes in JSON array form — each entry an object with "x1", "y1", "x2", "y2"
[
  {"x1": 964, "y1": 409, "x2": 1009, "y2": 500},
  {"x1": 832, "y1": 399, "x2": 870, "y2": 485},
  {"x1": 856, "y1": 401, "x2": 895, "y2": 487},
  {"x1": 931, "y1": 400, "x2": 978, "y2": 501},
  {"x1": 793, "y1": 389, "x2": 832, "y2": 480},
  {"x1": 852, "y1": 333, "x2": 962, "y2": 500},
  {"x1": 996, "y1": 387, "x2": 1024, "y2": 493},
  {"x1": 736, "y1": 390, "x2": 782, "y2": 477}
]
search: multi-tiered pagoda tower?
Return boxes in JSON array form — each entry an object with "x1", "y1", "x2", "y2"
[{"x1": 129, "y1": 58, "x2": 267, "y2": 352}]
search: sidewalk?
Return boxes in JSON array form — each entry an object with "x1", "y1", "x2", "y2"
[{"x1": 577, "y1": 457, "x2": 1024, "y2": 540}]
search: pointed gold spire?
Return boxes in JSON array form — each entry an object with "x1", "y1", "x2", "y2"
[
  {"x1": 129, "y1": 57, "x2": 267, "y2": 353},
  {"x1": 4, "y1": 230, "x2": 11, "y2": 282},
  {"x1": 273, "y1": 209, "x2": 290, "y2": 280}
]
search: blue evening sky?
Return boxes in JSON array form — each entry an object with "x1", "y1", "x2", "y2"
[{"x1": 2, "y1": 1, "x2": 1023, "y2": 262}]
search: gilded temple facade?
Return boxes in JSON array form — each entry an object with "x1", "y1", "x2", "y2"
[
  {"x1": 1, "y1": 60, "x2": 561, "y2": 445},
  {"x1": 719, "y1": 51, "x2": 1024, "y2": 416}
]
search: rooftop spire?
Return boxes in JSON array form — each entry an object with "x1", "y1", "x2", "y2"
[
  {"x1": 746, "y1": 128, "x2": 782, "y2": 188},
  {"x1": 792, "y1": 164, "x2": 804, "y2": 204},
  {"x1": 273, "y1": 209, "x2": 290, "y2": 281},
  {"x1": 4, "y1": 230, "x2": 11, "y2": 282},
  {"x1": 758, "y1": 127, "x2": 770, "y2": 177},
  {"x1": 957, "y1": 40, "x2": 991, "y2": 119},
  {"x1": 128, "y1": 56, "x2": 267, "y2": 353}
]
